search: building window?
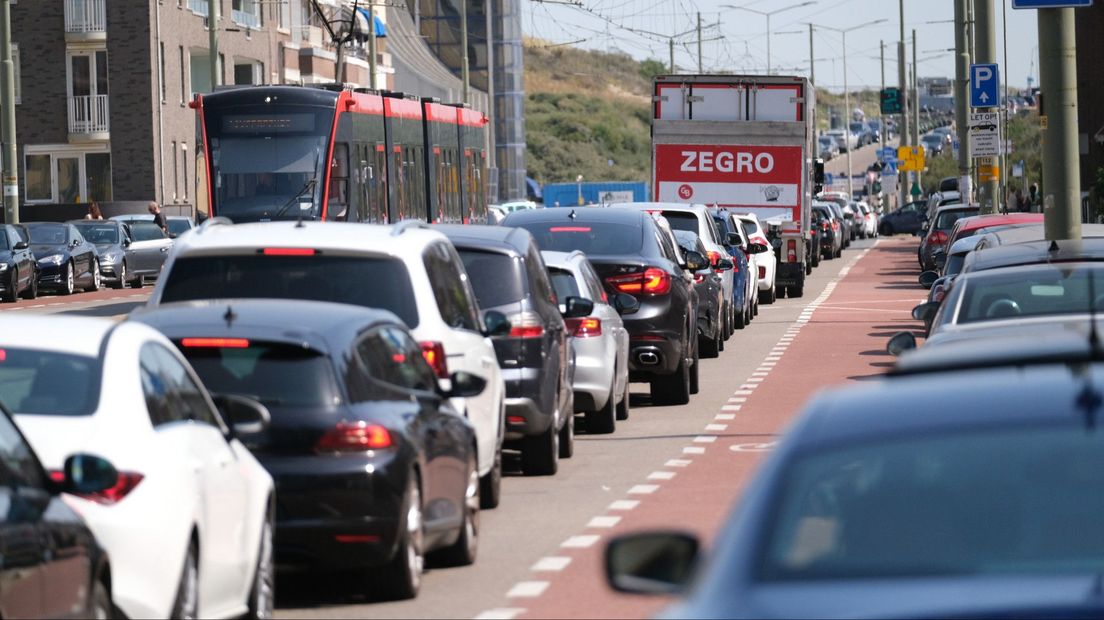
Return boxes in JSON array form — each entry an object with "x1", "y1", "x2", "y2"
[
  {"x1": 189, "y1": 51, "x2": 211, "y2": 97},
  {"x1": 232, "y1": 0, "x2": 261, "y2": 29},
  {"x1": 181, "y1": 143, "x2": 189, "y2": 201},
  {"x1": 277, "y1": 0, "x2": 288, "y2": 30},
  {"x1": 23, "y1": 148, "x2": 112, "y2": 204},
  {"x1": 86, "y1": 153, "x2": 112, "y2": 202},
  {"x1": 172, "y1": 141, "x2": 179, "y2": 200},
  {"x1": 179, "y1": 46, "x2": 187, "y2": 104},
  {"x1": 233, "y1": 59, "x2": 262, "y2": 85},
  {"x1": 25, "y1": 155, "x2": 50, "y2": 202},
  {"x1": 159, "y1": 42, "x2": 166, "y2": 102}
]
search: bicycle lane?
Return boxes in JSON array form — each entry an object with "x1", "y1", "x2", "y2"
[{"x1": 475, "y1": 236, "x2": 926, "y2": 620}]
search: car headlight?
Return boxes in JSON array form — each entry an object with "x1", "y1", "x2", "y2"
[
  {"x1": 101, "y1": 252, "x2": 119, "y2": 263},
  {"x1": 0, "y1": 263, "x2": 7, "y2": 271},
  {"x1": 38, "y1": 254, "x2": 64, "y2": 265}
]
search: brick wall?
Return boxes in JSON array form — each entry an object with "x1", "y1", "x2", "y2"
[{"x1": 1077, "y1": 4, "x2": 1104, "y2": 193}]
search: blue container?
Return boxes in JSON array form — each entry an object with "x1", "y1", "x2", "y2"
[{"x1": 541, "y1": 181, "x2": 648, "y2": 208}]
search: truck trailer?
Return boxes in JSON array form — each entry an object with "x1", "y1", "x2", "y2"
[{"x1": 650, "y1": 74, "x2": 823, "y2": 297}]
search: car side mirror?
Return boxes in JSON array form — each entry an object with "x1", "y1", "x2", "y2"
[
  {"x1": 13, "y1": 241, "x2": 27, "y2": 250},
  {"x1": 912, "y1": 301, "x2": 940, "y2": 323},
  {"x1": 605, "y1": 531, "x2": 700, "y2": 596},
  {"x1": 443, "y1": 371, "x2": 487, "y2": 398},
  {"x1": 482, "y1": 310, "x2": 512, "y2": 337},
  {"x1": 122, "y1": 238, "x2": 132, "y2": 247},
  {"x1": 886, "y1": 331, "x2": 918, "y2": 356},
  {"x1": 918, "y1": 270, "x2": 939, "y2": 289},
  {"x1": 61, "y1": 453, "x2": 118, "y2": 495},
  {"x1": 726, "y1": 232, "x2": 742, "y2": 247},
  {"x1": 70, "y1": 239, "x2": 81, "y2": 248},
  {"x1": 613, "y1": 292, "x2": 640, "y2": 316},
  {"x1": 683, "y1": 250, "x2": 707, "y2": 272},
  {"x1": 747, "y1": 243, "x2": 769, "y2": 255},
  {"x1": 212, "y1": 393, "x2": 271, "y2": 438},
  {"x1": 716, "y1": 258, "x2": 734, "y2": 271},
  {"x1": 563, "y1": 296, "x2": 595, "y2": 319}
]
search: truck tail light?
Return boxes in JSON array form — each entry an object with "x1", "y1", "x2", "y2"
[
  {"x1": 565, "y1": 317, "x2": 602, "y2": 338},
  {"x1": 419, "y1": 341, "x2": 449, "y2": 378},
  {"x1": 787, "y1": 240, "x2": 797, "y2": 263}
]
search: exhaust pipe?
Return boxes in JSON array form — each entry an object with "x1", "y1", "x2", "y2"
[{"x1": 637, "y1": 351, "x2": 660, "y2": 365}]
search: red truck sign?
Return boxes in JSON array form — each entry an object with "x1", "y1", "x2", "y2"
[{"x1": 654, "y1": 144, "x2": 803, "y2": 214}]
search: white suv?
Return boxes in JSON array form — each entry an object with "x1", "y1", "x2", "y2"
[
  {"x1": 734, "y1": 213, "x2": 778, "y2": 304},
  {"x1": 147, "y1": 220, "x2": 509, "y2": 508}
]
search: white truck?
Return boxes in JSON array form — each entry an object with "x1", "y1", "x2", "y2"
[{"x1": 651, "y1": 74, "x2": 823, "y2": 297}]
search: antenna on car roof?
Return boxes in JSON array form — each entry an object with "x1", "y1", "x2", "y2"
[
  {"x1": 295, "y1": 213, "x2": 306, "y2": 229},
  {"x1": 1050, "y1": 239, "x2": 1060, "y2": 253},
  {"x1": 568, "y1": 209, "x2": 576, "y2": 220},
  {"x1": 223, "y1": 305, "x2": 237, "y2": 328}
]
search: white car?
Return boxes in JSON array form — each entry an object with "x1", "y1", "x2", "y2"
[
  {"x1": 543, "y1": 250, "x2": 632, "y2": 434},
  {"x1": 721, "y1": 212, "x2": 763, "y2": 322},
  {"x1": 0, "y1": 316, "x2": 275, "y2": 619},
  {"x1": 855, "y1": 201, "x2": 878, "y2": 238},
  {"x1": 148, "y1": 219, "x2": 509, "y2": 508},
  {"x1": 734, "y1": 213, "x2": 778, "y2": 304}
]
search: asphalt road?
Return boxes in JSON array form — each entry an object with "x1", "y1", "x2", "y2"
[{"x1": 1, "y1": 234, "x2": 926, "y2": 619}]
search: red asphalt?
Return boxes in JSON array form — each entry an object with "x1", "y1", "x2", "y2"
[
  {"x1": 514, "y1": 236, "x2": 926, "y2": 619},
  {"x1": 0, "y1": 286, "x2": 149, "y2": 312}
]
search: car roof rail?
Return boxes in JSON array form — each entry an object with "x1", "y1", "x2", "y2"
[
  {"x1": 391, "y1": 219, "x2": 430, "y2": 237},
  {"x1": 197, "y1": 216, "x2": 233, "y2": 234}
]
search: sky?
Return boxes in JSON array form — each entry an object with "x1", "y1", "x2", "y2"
[{"x1": 521, "y1": 0, "x2": 1044, "y2": 92}]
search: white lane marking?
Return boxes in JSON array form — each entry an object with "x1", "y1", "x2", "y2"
[
  {"x1": 588, "y1": 515, "x2": 623, "y2": 528},
  {"x1": 739, "y1": 384, "x2": 757, "y2": 390},
  {"x1": 746, "y1": 377, "x2": 764, "y2": 383},
  {"x1": 474, "y1": 608, "x2": 527, "y2": 620},
  {"x1": 609, "y1": 499, "x2": 640, "y2": 511},
  {"x1": 506, "y1": 582, "x2": 550, "y2": 598},
  {"x1": 765, "y1": 356, "x2": 782, "y2": 361},
  {"x1": 715, "y1": 413, "x2": 736, "y2": 421},
  {"x1": 648, "y1": 471, "x2": 676, "y2": 481},
  {"x1": 532, "y1": 556, "x2": 572, "y2": 572},
  {"x1": 721, "y1": 405, "x2": 742, "y2": 412},
  {"x1": 665, "y1": 459, "x2": 692, "y2": 468},
  {"x1": 561, "y1": 535, "x2": 602, "y2": 548},
  {"x1": 628, "y1": 484, "x2": 660, "y2": 495},
  {"x1": 694, "y1": 435, "x2": 718, "y2": 443},
  {"x1": 730, "y1": 442, "x2": 778, "y2": 452},
  {"x1": 752, "y1": 371, "x2": 770, "y2": 376},
  {"x1": 732, "y1": 390, "x2": 753, "y2": 395},
  {"x1": 728, "y1": 397, "x2": 747, "y2": 403},
  {"x1": 705, "y1": 424, "x2": 728, "y2": 432},
  {"x1": 683, "y1": 446, "x2": 706, "y2": 455}
]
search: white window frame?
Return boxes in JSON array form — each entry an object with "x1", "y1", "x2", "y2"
[
  {"x1": 65, "y1": 48, "x2": 109, "y2": 100},
  {"x1": 23, "y1": 144, "x2": 111, "y2": 205}
]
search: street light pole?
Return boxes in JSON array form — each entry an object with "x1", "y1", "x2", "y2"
[
  {"x1": 207, "y1": 0, "x2": 219, "y2": 87},
  {"x1": 898, "y1": 0, "x2": 910, "y2": 208},
  {"x1": 1038, "y1": 8, "x2": 1081, "y2": 240},
  {"x1": 722, "y1": 2, "x2": 816, "y2": 74},
  {"x1": 0, "y1": 0, "x2": 16, "y2": 223},
  {"x1": 954, "y1": 0, "x2": 973, "y2": 202}
]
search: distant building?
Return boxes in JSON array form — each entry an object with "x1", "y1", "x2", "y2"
[{"x1": 1076, "y1": 3, "x2": 1104, "y2": 196}]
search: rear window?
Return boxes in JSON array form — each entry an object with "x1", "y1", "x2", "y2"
[
  {"x1": 661, "y1": 212, "x2": 701, "y2": 236},
  {"x1": 160, "y1": 255, "x2": 420, "y2": 327},
  {"x1": 548, "y1": 267, "x2": 580, "y2": 302},
  {"x1": 178, "y1": 341, "x2": 340, "y2": 408},
  {"x1": 457, "y1": 249, "x2": 526, "y2": 308},
  {"x1": 0, "y1": 349, "x2": 100, "y2": 416},
  {"x1": 515, "y1": 221, "x2": 643, "y2": 255},
  {"x1": 167, "y1": 220, "x2": 192, "y2": 236},
  {"x1": 935, "y1": 209, "x2": 979, "y2": 230}
]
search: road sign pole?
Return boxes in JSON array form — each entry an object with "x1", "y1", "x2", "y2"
[
  {"x1": 954, "y1": 0, "x2": 973, "y2": 202},
  {"x1": 975, "y1": 0, "x2": 999, "y2": 214},
  {"x1": 898, "y1": 0, "x2": 909, "y2": 209},
  {"x1": 1038, "y1": 7, "x2": 1081, "y2": 240}
]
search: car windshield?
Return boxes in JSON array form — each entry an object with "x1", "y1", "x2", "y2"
[
  {"x1": 548, "y1": 267, "x2": 581, "y2": 302},
  {"x1": 28, "y1": 225, "x2": 67, "y2": 245},
  {"x1": 178, "y1": 341, "x2": 339, "y2": 408},
  {"x1": 0, "y1": 348, "x2": 100, "y2": 416},
  {"x1": 515, "y1": 220, "x2": 644, "y2": 255},
  {"x1": 955, "y1": 264, "x2": 1102, "y2": 324},
  {"x1": 130, "y1": 222, "x2": 165, "y2": 242},
  {"x1": 759, "y1": 425, "x2": 1104, "y2": 581},
  {"x1": 457, "y1": 249, "x2": 526, "y2": 308},
  {"x1": 160, "y1": 255, "x2": 420, "y2": 327},
  {"x1": 75, "y1": 224, "x2": 118, "y2": 245},
  {"x1": 935, "y1": 208, "x2": 979, "y2": 230}
]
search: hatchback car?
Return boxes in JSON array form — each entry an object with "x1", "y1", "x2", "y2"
[
  {"x1": 72, "y1": 219, "x2": 136, "y2": 289},
  {"x1": 920, "y1": 204, "x2": 980, "y2": 271},
  {"x1": 878, "y1": 200, "x2": 928, "y2": 236},
  {"x1": 735, "y1": 213, "x2": 778, "y2": 304},
  {"x1": 709, "y1": 208, "x2": 755, "y2": 321},
  {"x1": 813, "y1": 203, "x2": 842, "y2": 260},
  {"x1": 24, "y1": 222, "x2": 100, "y2": 295},
  {"x1": 714, "y1": 211, "x2": 760, "y2": 324},
  {"x1": 0, "y1": 223, "x2": 37, "y2": 301},
  {"x1": 132, "y1": 299, "x2": 485, "y2": 599},
  {"x1": 542, "y1": 250, "x2": 634, "y2": 434},
  {"x1": 674, "y1": 229, "x2": 727, "y2": 358},
  {"x1": 0, "y1": 316, "x2": 275, "y2": 619},
  {"x1": 503, "y1": 208, "x2": 703, "y2": 406}
]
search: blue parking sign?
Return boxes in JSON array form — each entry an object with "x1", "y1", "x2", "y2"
[
  {"x1": 879, "y1": 147, "x2": 895, "y2": 162},
  {"x1": 970, "y1": 64, "x2": 1000, "y2": 108}
]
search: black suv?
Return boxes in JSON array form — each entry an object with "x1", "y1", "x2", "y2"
[
  {"x1": 438, "y1": 225, "x2": 589, "y2": 476},
  {"x1": 502, "y1": 208, "x2": 704, "y2": 406}
]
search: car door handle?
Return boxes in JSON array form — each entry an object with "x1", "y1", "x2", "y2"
[{"x1": 160, "y1": 247, "x2": 169, "y2": 253}]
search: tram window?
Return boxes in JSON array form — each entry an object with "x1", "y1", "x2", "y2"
[{"x1": 328, "y1": 143, "x2": 349, "y2": 221}]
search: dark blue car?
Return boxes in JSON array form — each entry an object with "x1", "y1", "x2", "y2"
[{"x1": 710, "y1": 209, "x2": 752, "y2": 330}]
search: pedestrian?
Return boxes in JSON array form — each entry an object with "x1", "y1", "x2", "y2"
[
  {"x1": 1028, "y1": 183, "x2": 1040, "y2": 211},
  {"x1": 148, "y1": 201, "x2": 168, "y2": 235},
  {"x1": 84, "y1": 201, "x2": 103, "y2": 220}
]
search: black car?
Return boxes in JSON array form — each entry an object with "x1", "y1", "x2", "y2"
[
  {"x1": 825, "y1": 202, "x2": 853, "y2": 248},
  {"x1": 437, "y1": 225, "x2": 585, "y2": 476},
  {"x1": 131, "y1": 299, "x2": 484, "y2": 599},
  {"x1": 24, "y1": 222, "x2": 100, "y2": 295},
  {"x1": 878, "y1": 200, "x2": 928, "y2": 236},
  {"x1": 709, "y1": 208, "x2": 754, "y2": 324},
  {"x1": 71, "y1": 220, "x2": 136, "y2": 289},
  {"x1": 0, "y1": 401, "x2": 115, "y2": 618},
  {"x1": 674, "y1": 229, "x2": 727, "y2": 358},
  {"x1": 813, "y1": 204, "x2": 842, "y2": 260},
  {"x1": 503, "y1": 208, "x2": 704, "y2": 406},
  {"x1": 0, "y1": 224, "x2": 37, "y2": 301}
]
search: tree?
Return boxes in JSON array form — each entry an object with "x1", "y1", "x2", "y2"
[{"x1": 639, "y1": 59, "x2": 667, "y2": 81}]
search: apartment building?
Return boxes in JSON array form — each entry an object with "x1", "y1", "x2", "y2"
[{"x1": 10, "y1": 0, "x2": 392, "y2": 219}]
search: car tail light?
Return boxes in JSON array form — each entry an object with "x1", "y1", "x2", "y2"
[
  {"x1": 929, "y1": 230, "x2": 948, "y2": 247},
  {"x1": 707, "y1": 250, "x2": 722, "y2": 267},
  {"x1": 606, "y1": 268, "x2": 670, "y2": 296},
  {"x1": 821, "y1": 221, "x2": 830, "y2": 231},
  {"x1": 832, "y1": 220, "x2": 840, "y2": 231},
  {"x1": 260, "y1": 248, "x2": 318, "y2": 256},
  {"x1": 933, "y1": 284, "x2": 946, "y2": 303},
  {"x1": 334, "y1": 534, "x2": 380, "y2": 544},
  {"x1": 419, "y1": 341, "x2": 449, "y2": 378},
  {"x1": 693, "y1": 273, "x2": 705, "y2": 284},
  {"x1": 507, "y1": 312, "x2": 545, "y2": 339},
  {"x1": 758, "y1": 266, "x2": 766, "y2": 279},
  {"x1": 565, "y1": 317, "x2": 602, "y2": 338},
  {"x1": 180, "y1": 337, "x2": 250, "y2": 348},
  {"x1": 786, "y1": 240, "x2": 797, "y2": 263},
  {"x1": 51, "y1": 470, "x2": 144, "y2": 505},
  {"x1": 315, "y1": 421, "x2": 393, "y2": 452},
  {"x1": 751, "y1": 235, "x2": 769, "y2": 246}
]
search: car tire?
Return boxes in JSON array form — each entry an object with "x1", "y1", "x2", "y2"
[
  {"x1": 791, "y1": 284, "x2": 805, "y2": 298},
  {"x1": 733, "y1": 302, "x2": 746, "y2": 329},
  {"x1": 586, "y1": 380, "x2": 617, "y2": 434},
  {"x1": 378, "y1": 475, "x2": 424, "y2": 600},
  {"x1": 521, "y1": 423, "x2": 558, "y2": 476},
  {"x1": 760, "y1": 284, "x2": 776, "y2": 305},
  {"x1": 718, "y1": 322, "x2": 726, "y2": 351},
  {"x1": 112, "y1": 262, "x2": 127, "y2": 290},
  {"x1": 433, "y1": 454, "x2": 480, "y2": 567},
  {"x1": 20, "y1": 269, "x2": 37, "y2": 300},
  {"x1": 61, "y1": 262, "x2": 75, "y2": 296},
  {"x1": 689, "y1": 343, "x2": 700, "y2": 395},
  {"x1": 479, "y1": 445, "x2": 502, "y2": 510},
  {"x1": 85, "y1": 260, "x2": 101, "y2": 292},
  {"x1": 615, "y1": 374, "x2": 630, "y2": 421},
  {"x1": 130, "y1": 274, "x2": 144, "y2": 289},
  {"x1": 835, "y1": 245, "x2": 842, "y2": 259},
  {"x1": 558, "y1": 410, "x2": 574, "y2": 459},
  {"x1": 89, "y1": 578, "x2": 111, "y2": 620},
  {"x1": 2, "y1": 270, "x2": 15, "y2": 303},
  {"x1": 650, "y1": 356, "x2": 690, "y2": 406},
  {"x1": 245, "y1": 516, "x2": 275, "y2": 620},
  {"x1": 699, "y1": 329, "x2": 720, "y2": 359},
  {"x1": 880, "y1": 222, "x2": 893, "y2": 236},
  {"x1": 170, "y1": 541, "x2": 199, "y2": 620}
]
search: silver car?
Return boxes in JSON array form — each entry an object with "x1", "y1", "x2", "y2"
[{"x1": 543, "y1": 250, "x2": 633, "y2": 435}]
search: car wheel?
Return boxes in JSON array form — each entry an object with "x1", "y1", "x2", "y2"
[
  {"x1": 60, "y1": 262, "x2": 76, "y2": 296},
  {"x1": 880, "y1": 222, "x2": 893, "y2": 236},
  {"x1": 760, "y1": 284, "x2": 776, "y2": 305},
  {"x1": 558, "y1": 410, "x2": 574, "y2": 459},
  {"x1": 378, "y1": 475, "x2": 424, "y2": 599},
  {"x1": 699, "y1": 328, "x2": 720, "y2": 359},
  {"x1": 733, "y1": 302, "x2": 746, "y2": 329},
  {"x1": 2, "y1": 270, "x2": 16, "y2": 303},
  {"x1": 112, "y1": 262, "x2": 127, "y2": 290},
  {"x1": 791, "y1": 284, "x2": 805, "y2": 298},
  {"x1": 585, "y1": 379, "x2": 617, "y2": 434},
  {"x1": 479, "y1": 445, "x2": 502, "y2": 510},
  {"x1": 89, "y1": 578, "x2": 111, "y2": 620},
  {"x1": 85, "y1": 260, "x2": 101, "y2": 292},
  {"x1": 21, "y1": 269, "x2": 37, "y2": 300},
  {"x1": 433, "y1": 453, "x2": 480, "y2": 567},
  {"x1": 246, "y1": 516, "x2": 275, "y2": 620},
  {"x1": 615, "y1": 375, "x2": 630, "y2": 421},
  {"x1": 688, "y1": 342, "x2": 700, "y2": 395},
  {"x1": 835, "y1": 245, "x2": 842, "y2": 259},
  {"x1": 130, "y1": 274, "x2": 144, "y2": 289},
  {"x1": 650, "y1": 354, "x2": 690, "y2": 406},
  {"x1": 718, "y1": 321, "x2": 726, "y2": 351},
  {"x1": 521, "y1": 422, "x2": 558, "y2": 476},
  {"x1": 753, "y1": 297, "x2": 760, "y2": 317},
  {"x1": 170, "y1": 541, "x2": 199, "y2": 620}
]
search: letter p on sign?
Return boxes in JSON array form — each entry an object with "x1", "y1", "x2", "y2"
[{"x1": 970, "y1": 63, "x2": 1000, "y2": 108}]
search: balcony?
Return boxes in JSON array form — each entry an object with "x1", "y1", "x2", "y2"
[
  {"x1": 232, "y1": 9, "x2": 261, "y2": 30},
  {"x1": 68, "y1": 94, "x2": 110, "y2": 142},
  {"x1": 64, "y1": 0, "x2": 106, "y2": 42}
]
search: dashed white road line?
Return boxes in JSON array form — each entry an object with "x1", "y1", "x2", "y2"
[
  {"x1": 683, "y1": 446, "x2": 706, "y2": 455},
  {"x1": 587, "y1": 515, "x2": 623, "y2": 528},
  {"x1": 647, "y1": 471, "x2": 676, "y2": 481},
  {"x1": 531, "y1": 556, "x2": 572, "y2": 572},
  {"x1": 506, "y1": 582, "x2": 550, "y2": 598},
  {"x1": 693, "y1": 435, "x2": 718, "y2": 443},
  {"x1": 561, "y1": 535, "x2": 602, "y2": 549},
  {"x1": 665, "y1": 459, "x2": 692, "y2": 468},
  {"x1": 628, "y1": 484, "x2": 660, "y2": 494},
  {"x1": 473, "y1": 608, "x2": 527, "y2": 620},
  {"x1": 608, "y1": 499, "x2": 640, "y2": 511}
]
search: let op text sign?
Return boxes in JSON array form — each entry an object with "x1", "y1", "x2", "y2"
[{"x1": 970, "y1": 64, "x2": 1000, "y2": 108}]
